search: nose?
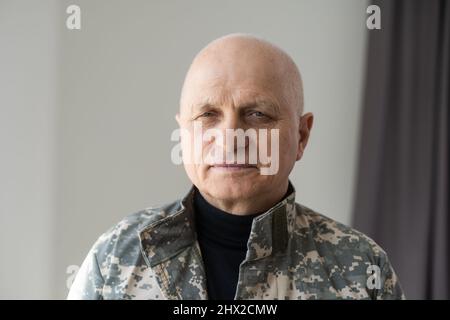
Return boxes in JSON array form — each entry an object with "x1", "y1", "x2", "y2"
[
  {"x1": 220, "y1": 111, "x2": 241, "y2": 131},
  {"x1": 213, "y1": 112, "x2": 250, "y2": 153}
]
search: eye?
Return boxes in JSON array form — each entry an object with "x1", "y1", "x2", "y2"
[
  {"x1": 248, "y1": 111, "x2": 268, "y2": 118},
  {"x1": 199, "y1": 111, "x2": 216, "y2": 118}
]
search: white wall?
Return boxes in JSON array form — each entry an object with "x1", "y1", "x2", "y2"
[
  {"x1": 0, "y1": 0, "x2": 367, "y2": 299},
  {"x1": 0, "y1": 0, "x2": 59, "y2": 299}
]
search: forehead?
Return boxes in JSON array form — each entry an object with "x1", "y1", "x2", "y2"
[
  {"x1": 181, "y1": 64, "x2": 287, "y2": 113},
  {"x1": 189, "y1": 89, "x2": 280, "y2": 113}
]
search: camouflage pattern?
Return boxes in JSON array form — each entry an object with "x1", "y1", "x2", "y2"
[{"x1": 67, "y1": 184, "x2": 405, "y2": 300}]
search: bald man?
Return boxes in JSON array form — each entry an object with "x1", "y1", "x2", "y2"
[{"x1": 68, "y1": 34, "x2": 404, "y2": 300}]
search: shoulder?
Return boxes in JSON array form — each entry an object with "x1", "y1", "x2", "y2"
[
  {"x1": 91, "y1": 199, "x2": 183, "y2": 265},
  {"x1": 292, "y1": 203, "x2": 405, "y2": 299},
  {"x1": 295, "y1": 203, "x2": 389, "y2": 266},
  {"x1": 69, "y1": 201, "x2": 183, "y2": 299}
]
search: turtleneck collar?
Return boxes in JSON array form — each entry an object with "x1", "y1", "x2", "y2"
[
  {"x1": 139, "y1": 180, "x2": 297, "y2": 267},
  {"x1": 193, "y1": 189, "x2": 265, "y2": 250},
  {"x1": 193, "y1": 183, "x2": 294, "y2": 250}
]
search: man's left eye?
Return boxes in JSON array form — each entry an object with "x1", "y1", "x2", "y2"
[{"x1": 249, "y1": 111, "x2": 267, "y2": 118}]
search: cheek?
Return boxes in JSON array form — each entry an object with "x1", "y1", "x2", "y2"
[
  {"x1": 278, "y1": 129, "x2": 298, "y2": 163},
  {"x1": 261, "y1": 127, "x2": 292, "y2": 153},
  {"x1": 180, "y1": 130, "x2": 202, "y2": 182},
  {"x1": 201, "y1": 139, "x2": 216, "y2": 164},
  {"x1": 180, "y1": 129, "x2": 192, "y2": 163},
  {"x1": 181, "y1": 129, "x2": 204, "y2": 164}
]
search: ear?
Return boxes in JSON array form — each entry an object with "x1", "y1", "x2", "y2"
[
  {"x1": 175, "y1": 113, "x2": 181, "y2": 125},
  {"x1": 296, "y1": 112, "x2": 314, "y2": 161}
]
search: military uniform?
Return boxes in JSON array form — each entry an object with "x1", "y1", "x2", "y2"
[{"x1": 68, "y1": 184, "x2": 405, "y2": 300}]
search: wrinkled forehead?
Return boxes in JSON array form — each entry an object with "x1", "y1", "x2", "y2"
[{"x1": 180, "y1": 53, "x2": 290, "y2": 115}]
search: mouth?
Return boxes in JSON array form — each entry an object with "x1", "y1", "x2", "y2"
[{"x1": 209, "y1": 164, "x2": 258, "y2": 172}]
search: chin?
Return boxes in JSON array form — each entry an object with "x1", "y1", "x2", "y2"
[
  {"x1": 209, "y1": 188, "x2": 255, "y2": 203},
  {"x1": 205, "y1": 178, "x2": 261, "y2": 200}
]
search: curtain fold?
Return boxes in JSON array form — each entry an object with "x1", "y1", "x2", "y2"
[{"x1": 353, "y1": 0, "x2": 449, "y2": 299}]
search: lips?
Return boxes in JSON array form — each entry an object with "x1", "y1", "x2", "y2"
[
  {"x1": 209, "y1": 163, "x2": 258, "y2": 172},
  {"x1": 211, "y1": 163, "x2": 257, "y2": 168}
]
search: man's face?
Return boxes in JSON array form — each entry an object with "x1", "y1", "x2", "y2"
[{"x1": 176, "y1": 38, "x2": 312, "y2": 206}]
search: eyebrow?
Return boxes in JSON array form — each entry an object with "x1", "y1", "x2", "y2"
[{"x1": 191, "y1": 98, "x2": 281, "y2": 115}]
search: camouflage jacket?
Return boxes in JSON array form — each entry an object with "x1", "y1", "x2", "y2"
[{"x1": 67, "y1": 184, "x2": 405, "y2": 300}]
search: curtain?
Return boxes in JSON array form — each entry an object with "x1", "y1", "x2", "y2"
[{"x1": 353, "y1": 0, "x2": 449, "y2": 299}]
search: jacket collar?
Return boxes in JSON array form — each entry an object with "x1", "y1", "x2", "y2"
[
  {"x1": 139, "y1": 181, "x2": 297, "y2": 299},
  {"x1": 244, "y1": 182, "x2": 296, "y2": 261}
]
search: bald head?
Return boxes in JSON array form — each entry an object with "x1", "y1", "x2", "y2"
[
  {"x1": 179, "y1": 33, "x2": 304, "y2": 117},
  {"x1": 176, "y1": 34, "x2": 314, "y2": 214}
]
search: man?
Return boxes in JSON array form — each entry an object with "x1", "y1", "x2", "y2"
[{"x1": 68, "y1": 33, "x2": 405, "y2": 300}]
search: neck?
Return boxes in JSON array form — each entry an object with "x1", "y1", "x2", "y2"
[{"x1": 198, "y1": 180, "x2": 290, "y2": 215}]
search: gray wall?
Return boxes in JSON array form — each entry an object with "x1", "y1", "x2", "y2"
[
  {"x1": 0, "y1": 0, "x2": 59, "y2": 299},
  {"x1": 0, "y1": 0, "x2": 368, "y2": 299}
]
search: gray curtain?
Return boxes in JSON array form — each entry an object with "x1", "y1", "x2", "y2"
[{"x1": 353, "y1": 0, "x2": 449, "y2": 299}]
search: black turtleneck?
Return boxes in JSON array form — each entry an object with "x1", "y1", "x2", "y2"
[
  {"x1": 194, "y1": 190, "x2": 263, "y2": 300},
  {"x1": 193, "y1": 185, "x2": 292, "y2": 300}
]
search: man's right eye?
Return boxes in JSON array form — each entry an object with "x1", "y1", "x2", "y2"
[{"x1": 200, "y1": 111, "x2": 215, "y2": 117}]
